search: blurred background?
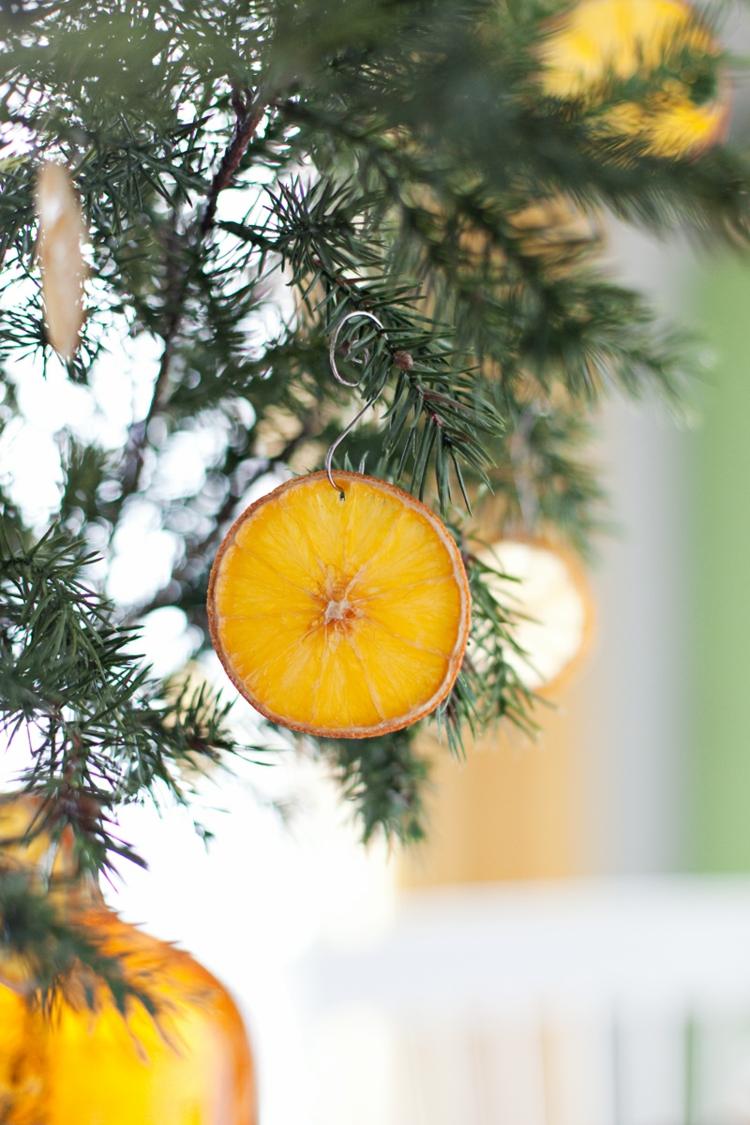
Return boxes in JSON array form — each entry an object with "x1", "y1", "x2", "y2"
[
  {"x1": 98, "y1": 198, "x2": 750, "y2": 1124},
  {"x1": 8, "y1": 12, "x2": 750, "y2": 1125}
]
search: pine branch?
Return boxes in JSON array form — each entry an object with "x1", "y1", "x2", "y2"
[
  {"x1": 117, "y1": 89, "x2": 272, "y2": 503},
  {"x1": 0, "y1": 527, "x2": 257, "y2": 874},
  {"x1": 0, "y1": 866, "x2": 161, "y2": 1015},
  {"x1": 124, "y1": 418, "x2": 321, "y2": 625},
  {"x1": 201, "y1": 87, "x2": 270, "y2": 234},
  {"x1": 228, "y1": 176, "x2": 504, "y2": 504},
  {"x1": 319, "y1": 726, "x2": 428, "y2": 845}
]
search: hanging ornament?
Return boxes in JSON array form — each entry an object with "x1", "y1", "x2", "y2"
[
  {"x1": 0, "y1": 795, "x2": 256, "y2": 1125},
  {"x1": 540, "y1": 0, "x2": 730, "y2": 159},
  {"x1": 474, "y1": 537, "x2": 593, "y2": 693},
  {"x1": 208, "y1": 470, "x2": 471, "y2": 738},
  {"x1": 35, "y1": 162, "x2": 89, "y2": 361},
  {"x1": 210, "y1": 311, "x2": 470, "y2": 738}
]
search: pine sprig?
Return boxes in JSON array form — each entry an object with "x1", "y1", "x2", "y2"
[
  {"x1": 320, "y1": 726, "x2": 428, "y2": 845},
  {"x1": 229, "y1": 176, "x2": 504, "y2": 503},
  {"x1": 0, "y1": 529, "x2": 252, "y2": 874},
  {"x1": 0, "y1": 865, "x2": 161, "y2": 1015}
]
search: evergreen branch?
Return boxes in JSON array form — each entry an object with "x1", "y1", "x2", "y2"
[
  {"x1": 124, "y1": 418, "x2": 321, "y2": 626},
  {"x1": 117, "y1": 89, "x2": 273, "y2": 503},
  {"x1": 201, "y1": 87, "x2": 270, "y2": 234},
  {"x1": 0, "y1": 527, "x2": 257, "y2": 873},
  {"x1": 319, "y1": 726, "x2": 428, "y2": 844},
  {"x1": 233, "y1": 177, "x2": 504, "y2": 502},
  {"x1": 0, "y1": 867, "x2": 160, "y2": 1015}
]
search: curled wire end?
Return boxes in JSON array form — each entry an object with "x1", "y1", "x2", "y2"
[
  {"x1": 326, "y1": 311, "x2": 387, "y2": 496},
  {"x1": 328, "y1": 310, "x2": 385, "y2": 388}
]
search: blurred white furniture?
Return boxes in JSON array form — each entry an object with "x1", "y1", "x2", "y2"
[{"x1": 295, "y1": 880, "x2": 750, "y2": 1125}]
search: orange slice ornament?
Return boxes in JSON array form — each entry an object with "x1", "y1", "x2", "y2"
[
  {"x1": 474, "y1": 537, "x2": 593, "y2": 694},
  {"x1": 208, "y1": 471, "x2": 471, "y2": 738},
  {"x1": 35, "y1": 162, "x2": 89, "y2": 360}
]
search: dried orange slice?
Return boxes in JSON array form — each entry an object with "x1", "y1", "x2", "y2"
[
  {"x1": 36, "y1": 162, "x2": 88, "y2": 360},
  {"x1": 208, "y1": 471, "x2": 471, "y2": 738},
  {"x1": 474, "y1": 537, "x2": 593, "y2": 693}
]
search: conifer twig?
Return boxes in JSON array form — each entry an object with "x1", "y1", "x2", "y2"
[
  {"x1": 201, "y1": 88, "x2": 270, "y2": 234},
  {"x1": 119, "y1": 88, "x2": 271, "y2": 501}
]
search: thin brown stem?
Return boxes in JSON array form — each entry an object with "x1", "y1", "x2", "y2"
[
  {"x1": 201, "y1": 89, "x2": 269, "y2": 235},
  {"x1": 118, "y1": 88, "x2": 271, "y2": 504},
  {"x1": 120, "y1": 230, "x2": 185, "y2": 500}
]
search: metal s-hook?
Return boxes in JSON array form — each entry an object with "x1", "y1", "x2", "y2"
[
  {"x1": 326, "y1": 311, "x2": 386, "y2": 497},
  {"x1": 328, "y1": 310, "x2": 384, "y2": 388}
]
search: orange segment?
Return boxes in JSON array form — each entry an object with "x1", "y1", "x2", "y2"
[
  {"x1": 347, "y1": 619, "x2": 451, "y2": 716},
  {"x1": 363, "y1": 577, "x2": 461, "y2": 655},
  {"x1": 352, "y1": 504, "x2": 456, "y2": 594},
  {"x1": 213, "y1": 543, "x2": 318, "y2": 621},
  {"x1": 207, "y1": 471, "x2": 471, "y2": 738},
  {"x1": 311, "y1": 627, "x2": 384, "y2": 730},
  {"x1": 341, "y1": 481, "x2": 406, "y2": 570}
]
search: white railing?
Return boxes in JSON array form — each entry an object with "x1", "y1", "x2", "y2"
[{"x1": 295, "y1": 880, "x2": 750, "y2": 1125}]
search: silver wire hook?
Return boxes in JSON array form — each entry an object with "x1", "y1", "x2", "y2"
[
  {"x1": 326, "y1": 311, "x2": 386, "y2": 496},
  {"x1": 328, "y1": 310, "x2": 384, "y2": 388}
]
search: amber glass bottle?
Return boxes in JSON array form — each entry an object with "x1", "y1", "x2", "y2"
[{"x1": 0, "y1": 795, "x2": 256, "y2": 1125}]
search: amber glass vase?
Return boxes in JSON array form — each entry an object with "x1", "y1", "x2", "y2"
[{"x1": 0, "y1": 795, "x2": 256, "y2": 1125}]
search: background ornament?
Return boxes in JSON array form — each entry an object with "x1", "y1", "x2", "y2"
[
  {"x1": 35, "y1": 163, "x2": 88, "y2": 361},
  {"x1": 540, "y1": 0, "x2": 730, "y2": 159},
  {"x1": 473, "y1": 536, "x2": 593, "y2": 694}
]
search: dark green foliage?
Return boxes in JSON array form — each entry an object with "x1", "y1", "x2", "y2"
[
  {"x1": 441, "y1": 535, "x2": 538, "y2": 755},
  {"x1": 0, "y1": 866, "x2": 160, "y2": 1015},
  {"x1": 0, "y1": 0, "x2": 745, "y2": 988},
  {"x1": 0, "y1": 530, "x2": 248, "y2": 873},
  {"x1": 321, "y1": 727, "x2": 428, "y2": 844}
]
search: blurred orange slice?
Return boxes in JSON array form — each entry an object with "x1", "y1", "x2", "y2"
[
  {"x1": 475, "y1": 538, "x2": 593, "y2": 693},
  {"x1": 208, "y1": 471, "x2": 471, "y2": 738},
  {"x1": 36, "y1": 162, "x2": 88, "y2": 360}
]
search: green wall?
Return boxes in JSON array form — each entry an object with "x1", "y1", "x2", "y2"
[{"x1": 692, "y1": 257, "x2": 750, "y2": 870}]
